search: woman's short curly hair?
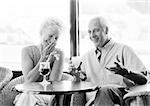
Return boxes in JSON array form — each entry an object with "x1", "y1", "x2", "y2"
[{"x1": 40, "y1": 17, "x2": 63, "y2": 36}]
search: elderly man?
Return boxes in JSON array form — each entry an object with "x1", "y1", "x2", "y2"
[{"x1": 77, "y1": 16, "x2": 147, "y2": 106}]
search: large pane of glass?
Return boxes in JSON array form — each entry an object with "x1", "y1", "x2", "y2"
[
  {"x1": 0, "y1": 0, "x2": 70, "y2": 70},
  {"x1": 79, "y1": 0, "x2": 150, "y2": 69}
]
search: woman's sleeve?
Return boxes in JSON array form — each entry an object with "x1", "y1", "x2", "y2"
[
  {"x1": 21, "y1": 46, "x2": 41, "y2": 82},
  {"x1": 21, "y1": 47, "x2": 34, "y2": 81}
]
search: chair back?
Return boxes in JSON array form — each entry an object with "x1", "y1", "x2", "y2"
[{"x1": 61, "y1": 72, "x2": 74, "y2": 81}]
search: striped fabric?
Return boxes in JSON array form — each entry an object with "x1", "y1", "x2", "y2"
[{"x1": 95, "y1": 48, "x2": 101, "y2": 62}]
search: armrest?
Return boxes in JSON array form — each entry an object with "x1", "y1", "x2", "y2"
[
  {"x1": 62, "y1": 72, "x2": 74, "y2": 81},
  {"x1": 0, "y1": 75, "x2": 24, "y2": 106},
  {"x1": 64, "y1": 71, "x2": 87, "y2": 81},
  {"x1": 0, "y1": 67, "x2": 13, "y2": 91}
]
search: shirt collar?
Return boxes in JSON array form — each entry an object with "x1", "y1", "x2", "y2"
[{"x1": 96, "y1": 38, "x2": 115, "y2": 51}]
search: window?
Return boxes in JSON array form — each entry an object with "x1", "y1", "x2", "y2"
[
  {"x1": 79, "y1": 0, "x2": 150, "y2": 69},
  {"x1": 0, "y1": 0, "x2": 70, "y2": 70}
]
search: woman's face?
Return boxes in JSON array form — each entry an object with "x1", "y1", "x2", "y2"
[{"x1": 41, "y1": 28, "x2": 59, "y2": 47}]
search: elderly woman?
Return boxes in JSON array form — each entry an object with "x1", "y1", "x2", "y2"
[{"x1": 14, "y1": 17, "x2": 64, "y2": 106}]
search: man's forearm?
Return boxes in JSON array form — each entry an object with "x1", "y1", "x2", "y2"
[{"x1": 123, "y1": 71, "x2": 147, "y2": 85}]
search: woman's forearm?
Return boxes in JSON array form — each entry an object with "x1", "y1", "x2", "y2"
[
  {"x1": 49, "y1": 51, "x2": 64, "y2": 81},
  {"x1": 24, "y1": 62, "x2": 41, "y2": 82},
  {"x1": 50, "y1": 60, "x2": 63, "y2": 81}
]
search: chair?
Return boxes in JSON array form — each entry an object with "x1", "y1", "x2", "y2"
[
  {"x1": 0, "y1": 75, "x2": 24, "y2": 106},
  {"x1": 124, "y1": 83, "x2": 150, "y2": 106},
  {"x1": 123, "y1": 70, "x2": 150, "y2": 106},
  {"x1": 0, "y1": 67, "x2": 13, "y2": 91}
]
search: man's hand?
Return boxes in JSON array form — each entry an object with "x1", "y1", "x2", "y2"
[
  {"x1": 106, "y1": 62, "x2": 129, "y2": 76},
  {"x1": 105, "y1": 55, "x2": 129, "y2": 76},
  {"x1": 106, "y1": 55, "x2": 147, "y2": 85}
]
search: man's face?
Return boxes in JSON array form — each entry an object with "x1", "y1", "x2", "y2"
[{"x1": 88, "y1": 19, "x2": 107, "y2": 48}]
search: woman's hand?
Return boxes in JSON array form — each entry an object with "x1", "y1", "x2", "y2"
[
  {"x1": 40, "y1": 42, "x2": 56, "y2": 62},
  {"x1": 46, "y1": 48, "x2": 62, "y2": 64}
]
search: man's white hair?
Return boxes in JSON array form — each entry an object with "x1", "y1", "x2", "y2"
[
  {"x1": 89, "y1": 16, "x2": 109, "y2": 34},
  {"x1": 90, "y1": 16, "x2": 108, "y2": 29}
]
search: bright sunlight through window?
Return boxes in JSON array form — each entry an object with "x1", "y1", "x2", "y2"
[{"x1": 0, "y1": 0, "x2": 70, "y2": 70}]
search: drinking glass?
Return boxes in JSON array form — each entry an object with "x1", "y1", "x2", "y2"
[
  {"x1": 71, "y1": 56, "x2": 81, "y2": 68},
  {"x1": 70, "y1": 56, "x2": 82, "y2": 81},
  {"x1": 39, "y1": 62, "x2": 51, "y2": 87}
]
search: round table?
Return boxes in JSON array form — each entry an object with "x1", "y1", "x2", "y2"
[{"x1": 15, "y1": 80, "x2": 99, "y2": 106}]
